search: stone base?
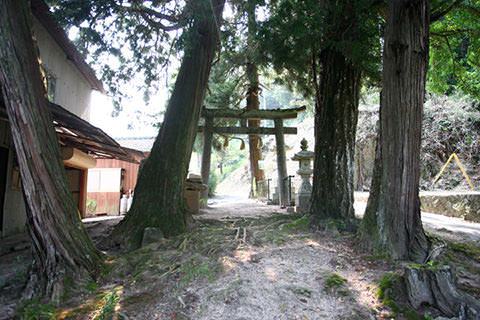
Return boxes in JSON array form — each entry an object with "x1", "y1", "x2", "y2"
[
  {"x1": 295, "y1": 193, "x2": 311, "y2": 215},
  {"x1": 272, "y1": 193, "x2": 279, "y2": 205},
  {"x1": 185, "y1": 189, "x2": 200, "y2": 214}
]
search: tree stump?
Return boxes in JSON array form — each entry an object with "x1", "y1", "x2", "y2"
[{"x1": 405, "y1": 265, "x2": 480, "y2": 319}]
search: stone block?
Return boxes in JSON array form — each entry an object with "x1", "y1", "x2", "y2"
[{"x1": 141, "y1": 227, "x2": 164, "y2": 247}]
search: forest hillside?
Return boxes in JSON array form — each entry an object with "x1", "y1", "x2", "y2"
[{"x1": 215, "y1": 94, "x2": 480, "y2": 196}]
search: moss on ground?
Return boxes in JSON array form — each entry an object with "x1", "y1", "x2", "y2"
[
  {"x1": 17, "y1": 299, "x2": 59, "y2": 320},
  {"x1": 15, "y1": 214, "x2": 316, "y2": 318},
  {"x1": 374, "y1": 273, "x2": 423, "y2": 320},
  {"x1": 322, "y1": 272, "x2": 350, "y2": 297},
  {"x1": 447, "y1": 241, "x2": 480, "y2": 261}
]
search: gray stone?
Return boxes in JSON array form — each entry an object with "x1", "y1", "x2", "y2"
[
  {"x1": 292, "y1": 138, "x2": 314, "y2": 215},
  {"x1": 141, "y1": 227, "x2": 164, "y2": 247}
]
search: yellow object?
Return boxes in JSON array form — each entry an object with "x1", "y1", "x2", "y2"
[
  {"x1": 61, "y1": 147, "x2": 97, "y2": 168},
  {"x1": 433, "y1": 153, "x2": 475, "y2": 190}
]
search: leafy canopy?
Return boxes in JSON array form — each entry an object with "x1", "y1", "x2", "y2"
[
  {"x1": 48, "y1": 0, "x2": 209, "y2": 110},
  {"x1": 258, "y1": 0, "x2": 382, "y2": 98},
  {"x1": 429, "y1": 0, "x2": 480, "y2": 99}
]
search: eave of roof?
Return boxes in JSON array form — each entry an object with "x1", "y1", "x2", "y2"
[
  {"x1": 30, "y1": 0, "x2": 105, "y2": 94},
  {"x1": 50, "y1": 102, "x2": 140, "y2": 163},
  {"x1": 115, "y1": 136, "x2": 156, "y2": 153}
]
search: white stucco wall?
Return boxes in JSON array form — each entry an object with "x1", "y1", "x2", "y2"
[
  {"x1": 1, "y1": 19, "x2": 98, "y2": 237},
  {"x1": 32, "y1": 18, "x2": 92, "y2": 121}
]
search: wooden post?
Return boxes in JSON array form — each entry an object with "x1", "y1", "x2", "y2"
[
  {"x1": 201, "y1": 116, "x2": 213, "y2": 202},
  {"x1": 274, "y1": 119, "x2": 288, "y2": 207}
]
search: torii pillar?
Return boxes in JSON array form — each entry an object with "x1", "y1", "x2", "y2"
[{"x1": 274, "y1": 119, "x2": 288, "y2": 208}]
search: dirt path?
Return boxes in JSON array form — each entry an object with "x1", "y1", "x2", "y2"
[
  {"x1": 188, "y1": 238, "x2": 380, "y2": 320},
  {"x1": 206, "y1": 193, "x2": 480, "y2": 242},
  {"x1": 3, "y1": 195, "x2": 480, "y2": 320},
  {"x1": 121, "y1": 203, "x2": 394, "y2": 320},
  {"x1": 198, "y1": 195, "x2": 285, "y2": 220}
]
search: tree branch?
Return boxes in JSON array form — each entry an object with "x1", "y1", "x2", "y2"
[
  {"x1": 115, "y1": 3, "x2": 188, "y2": 31},
  {"x1": 463, "y1": 5, "x2": 480, "y2": 18},
  {"x1": 430, "y1": 0, "x2": 462, "y2": 23},
  {"x1": 431, "y1": 29, "x2": 474, "y2": 37}
]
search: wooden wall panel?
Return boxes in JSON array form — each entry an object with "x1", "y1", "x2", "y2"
[
  {"x1": 87, "y1": 191, "x2": 120, "y2": 216},
  {"x1": 95, "y1": 155, "x2": 144, "y2": 193}
]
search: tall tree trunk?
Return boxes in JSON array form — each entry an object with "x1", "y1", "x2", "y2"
[
  {"x1": 246, "y1": 0, "x2": 264, "y2": 197},
  {"x1": 360, "y1": 0, "x2": 430, "y2": 262},
  {"x1": 0, "y1": 0, "x2": 102, "y2": 301},
  {"x1": 113, "y1": 0, "x2": 225, "y2": 249},
  {"x1": 309, "y1": 47, "x2": 360, "y2": 222}
]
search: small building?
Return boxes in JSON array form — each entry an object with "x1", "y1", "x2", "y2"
[
  {"x1": 86, "y1": 137, "x2": 202, "y2": 216},
  {"x1": 87, "y1": 137, "x2": 153, "y2": 216},
  {"x1": 0, "y1": 0, "x2": 134, "y2": 237}
]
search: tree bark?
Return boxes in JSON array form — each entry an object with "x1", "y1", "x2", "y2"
[
  {"x1": 113, "y1": 0, "x2": 225, "y2": 249},
  {"x1": 360, "y1": 0, "x2": 430, "y2": 261},
  {"x1": 246, "y1": 0, "x2": 264, "y2": 197},
  {"x1": 0, "y1": 0, "x2": 102, "y2": 301},
  {"x1": 309, "y1": 47, "x2": 360, "y2": 222},
  {"x1": 404, "y1": 265, "x2": 480, "y2": 318}
]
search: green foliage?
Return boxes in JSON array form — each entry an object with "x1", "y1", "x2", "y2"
[
  {"x1": 84, "y1": 280, "x2": 100, "y2": 292},
  {"x1": 86, "y1": 198, "x2": 97, "y2": 214},
  {"x1": 323, "y1": 272, "x2": 350, "y2": 297},
  {"x1": 447, "y1": 240, "x2": 480, "y2": 261},
  {"x1": 204, "y1": 52, "x2": 245, "y2": 110},
  {"x1": 92, "y1": 290, "x2": 120, "y2": 320},
  {"x1": 375, "y1": 273, "x2": 403, "y2": 312},
  {"x1": 408, "y1": 260, "x2": 443, "y2": 271},
  {"x1": 429, "y1": 2, "x2": 480, "y2": 99},
  {"x1": 258, "y1": 0, "x2": 382, "y2": 98},
  {"x1": 208, "y1": 171, "x2": 218, "y2": 197},
  {"x1": 280, "y1": 216, "x2": 310, "y2": 232},
  {"x1": 324, "y1": 273, "x2": 347, "y2": 290},
  {"x1": 210, "y1": 138, "x2": 248, "y2": 188},
  {"x1": 48, "y1": 0, "x2": 209, "y2": 110},
  {"x1": 17, "y1": 299, "x2": 59, "y2": 320},
  {"x1": 177, "y1": 257, "x2": 223, "y2": 287},
  {"x1": 424, "y1": 312, "x2": 435, "y2": 320}
]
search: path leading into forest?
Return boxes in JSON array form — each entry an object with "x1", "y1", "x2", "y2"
[
  {"x1": 203, "y1": 193, "x2": 480, "y2": 242},
  {"x1": 2, "y1": 193, "x2": 479, "y2": 319},
  {"x1": 186, "y1": 194, "x2": 480, "y2": 320}
]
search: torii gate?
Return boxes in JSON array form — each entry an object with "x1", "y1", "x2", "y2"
[{"x1": 198, "y1": 106, "x2": 306, "y2": 207}]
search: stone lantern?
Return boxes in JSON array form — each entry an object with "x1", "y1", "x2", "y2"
[{"x1": 292, "y1": 138, "x2": 314, "y2": 214}]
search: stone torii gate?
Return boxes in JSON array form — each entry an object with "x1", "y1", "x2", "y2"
[{"x1": 198, "y1": 106, "x2": 306, "y2": 207}]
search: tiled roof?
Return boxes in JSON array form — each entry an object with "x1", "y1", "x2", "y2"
[{"x1": 115, "y1": 137, "x2": 156, "y2": 153}]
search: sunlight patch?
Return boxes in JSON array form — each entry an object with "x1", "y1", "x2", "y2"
[
  {"x1": 220, "y1": 256, "x2": 238, "y2": 271},
  {"x1": 234, "y1": 248, "x2": 256, "y2": 262}
]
